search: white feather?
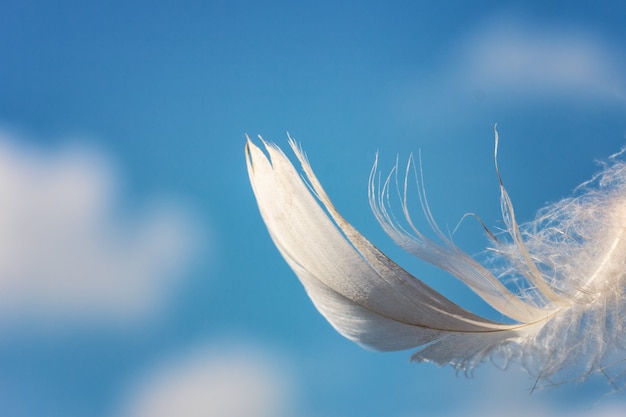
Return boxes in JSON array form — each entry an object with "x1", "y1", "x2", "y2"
[{"x1": 245, "y1": 131, "x2": 626, "y2": 387}]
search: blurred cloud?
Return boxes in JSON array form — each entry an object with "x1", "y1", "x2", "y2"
[
  {"x1": 0, "y1": 130, "x2": 201, "y2": 327},
  {"x1": 116, "y1": 343, "x2": 294, "y2": 417},
  {"x1": 448, "y1": 368, "x2": 625, "y2": 417},
  {"x1": 118, "y1": 346, "x2": 626, "y2": 417},
  {"x1": 395, "y1": 17, "x2": 626, "y2": 125},
  {"x1": 456, "y1": 19, "x2": 626, "y2": 100}
]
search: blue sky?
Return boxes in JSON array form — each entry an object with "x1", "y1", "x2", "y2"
[{"x1": 1, "y1": 1, "x2": 626, "y2": 416}]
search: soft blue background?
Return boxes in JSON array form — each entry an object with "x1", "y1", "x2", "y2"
[{"x1": 1, "y1": 1, "x2": 626, "y2": 416}]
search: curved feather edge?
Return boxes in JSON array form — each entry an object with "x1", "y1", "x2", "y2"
[{"x1": 245, "y1": 136, "x2": 552, "y2": 369}]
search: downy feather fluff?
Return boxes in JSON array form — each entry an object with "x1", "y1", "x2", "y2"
[{"x1": 245, "y1": 130, "x2": 626, "y2": 388}]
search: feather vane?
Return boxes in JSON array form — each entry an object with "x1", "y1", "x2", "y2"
[{"x1": 245, "y1": 132, "x2": 626, "y2": 386}]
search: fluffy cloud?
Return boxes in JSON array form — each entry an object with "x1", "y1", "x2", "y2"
[
  {"x1": 116, "y1": 344, "x2": 294, "y2": 417},
  {"x1": 393, "y1": 17, "x2": 626, "y2": 127},
  {"x1": 448, "y1": 368, "x2": 625, "y2": 417},
  {"x1": 456, "y1": 19, "x2": 626, "y2": 100},
  {"x1": 114, "y1": 343, "x2": 626, "y2": 417},
  {"x1": 0, "y1": 131, "x2": 200, "y2": 326}
]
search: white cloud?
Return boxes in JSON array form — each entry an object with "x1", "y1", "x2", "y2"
[
  {"x1": 392, "y1": 17, "x2": 625, "y2": 127},
  {"x1": 445, "y1": 368, "x2": 625, "y2": 417},
  {"x1": 0, "y1": 131, "x2": 201, "y2": 326},
  {"x1": 116, "y1": 344, "x2": 294, "y2": 417},
  {"x1": 115, "y1": 343, "x2": 626, "y2": 417},
  {"x1": 455, "y1": 19, "x2": 626, "y2": 100}
]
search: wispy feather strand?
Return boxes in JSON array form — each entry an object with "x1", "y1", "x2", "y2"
[{"x1": 245, "y1": 129, "x2": 626, "y2": 389}]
